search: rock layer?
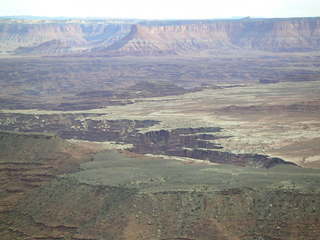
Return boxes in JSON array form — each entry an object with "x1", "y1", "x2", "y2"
[
  {"x1": 102, "y1": 18, "x2": 320, "y2": 55},
  {"x1": 1, "y1": 17, "x2": 320, "y2": 55}
]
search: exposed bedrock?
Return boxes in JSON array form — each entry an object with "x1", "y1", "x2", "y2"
[
  {"x1": 130, "y1": 128, "x2": 294, "y2": 168},
  {"x1": 0, "y1": 113, "x2": 159, "y2": 141},
  {"x1": 0, "y1": 113, "x2": 294, "y2": 168}
]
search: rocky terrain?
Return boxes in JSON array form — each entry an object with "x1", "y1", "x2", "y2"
[
  {"x1": 0, "y1": 52, "x2": 319, "y2": 111},
  {"x1": 0, "y1": 113, "x2": 294, "y2": 168},
  {"x1": 1, "y1": 132, "x2": 320, "y2": 240},
  {"x1": 1, "y1": 16, "x2": 320, "y2": 240},
  {"x1": 0, "y1": 17, "x2": 320, "y2": 55}
]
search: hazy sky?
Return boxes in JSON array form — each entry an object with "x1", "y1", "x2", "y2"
[{"x1": 1, "y1": 0, "x2": 319, "y2": 19}]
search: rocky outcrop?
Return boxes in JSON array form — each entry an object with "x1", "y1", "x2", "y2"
[
  {"x1": 0, "y1": 113, "x2": 295, "y2": 168},
  {"x1": 0, "y1": 114, "x2": 294, "y2": 168},
  {"x1": 130, "y1": 128, "x2": 294, "y2": 168}
]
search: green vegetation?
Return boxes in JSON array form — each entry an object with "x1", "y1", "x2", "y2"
[
  {"x1": 7, "y1": 149, "x2": 319, "y2": 240},
  {"x1": 70, "y1": 150, "x2": 320, "y2": 193}
]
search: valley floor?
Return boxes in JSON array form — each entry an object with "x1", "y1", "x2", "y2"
[
  {"x1": 1, "y1": 80, "x2": 320, "y2": 167},
  {"x1": 1, "y1": 52, "x2": 320, "y2": 239}
]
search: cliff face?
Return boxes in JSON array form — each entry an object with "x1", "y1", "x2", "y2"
[
  {"x1": 0, "y1": 22, "x2": 132, "y2": 54},
  {"x1": 0, "y1": 17, "x2": 319, "y2": 55},
  {"x1": 106, "y1": 18, "x2": 320, "y2": 55},
  {"x1": 232, "y1": 18, "x2": 320, "y2": 50}
]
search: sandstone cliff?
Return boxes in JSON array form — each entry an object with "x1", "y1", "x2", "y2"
[
  {"x1": 101, "y1": 18, "x2": 320, "y2": 55},
  {"x1": 0, "y1": 21, "x2": 132, "y2": 54},
  {"x1": 0, "y1": 17, "x2": 319, "y2": 55}
]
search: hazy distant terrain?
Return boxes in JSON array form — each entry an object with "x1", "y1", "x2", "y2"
[
  {"x1": 0, "y1": 17, "x2": 320, "y2": 55},
  {"x1": 1, "y1": 16, "x2": 320, "y2": 240}
]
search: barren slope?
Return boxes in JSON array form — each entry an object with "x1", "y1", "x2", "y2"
[{"x1": 1, "y1": 137, "x2": 320, "y2": 240}]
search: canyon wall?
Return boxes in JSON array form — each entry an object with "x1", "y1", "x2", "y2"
[
  {"x1": 0, "y1": 22, "x2": 132, "y2": 54},
  {"x1": 0, "y1": 17, "x2": 319, "y2": 55},
  {"x1": 103, "y1": 18, "x2": 320, "y2": 55}
]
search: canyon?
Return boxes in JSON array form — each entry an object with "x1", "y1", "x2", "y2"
[{"x1": 1, "y1": 16, "x2": 320, "y2": 240}]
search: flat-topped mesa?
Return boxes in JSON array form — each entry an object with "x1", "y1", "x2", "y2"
[
  {"x1": 110, "y1": 18, "x2": 320, "y2": 54},
  {"x1": 101, "y1": 23, "x2": 235, "y2": 55},
  {"x1": 1, "y1": 17, "x2": 319, "y2": 55},
  {"x1": 70, "y1": 17, "x2": 320, "y2": 55}
]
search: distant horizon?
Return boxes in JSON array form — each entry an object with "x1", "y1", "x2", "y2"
[
  {"x1": 0, "y1": 15, "x2": 319, "y2": 21},
  {"x1": 1, "y1": 0, "x2": 319, "y2": 20}
]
